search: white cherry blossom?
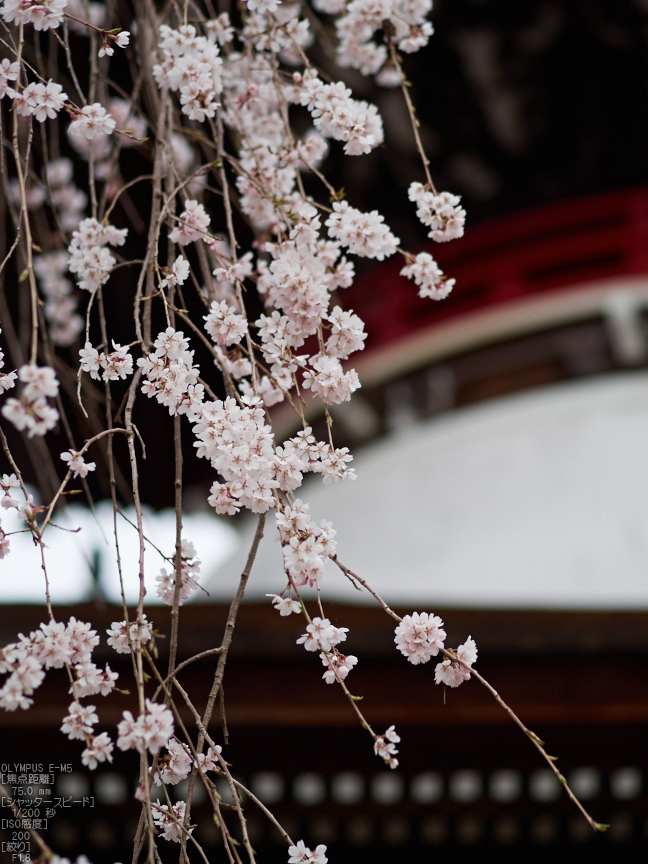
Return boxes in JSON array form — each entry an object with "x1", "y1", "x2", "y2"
[
  {"x1": 288, "y1": 840, "x2": 328, "y2": 864},
  {"x1": 435, "y1": 637, "x2": 478, "y2": 688},
  {"x1": 60, "y1": 450, "x2": 96, "y2": 478},
  {"x1": 69, "y1": 104, "x2": 116, "y2": 139},
  {"x1": 297, "y1": 617, "x2": 348, "y2": 652},
  {"x1": 374, "y1": 725, "x2": 400, "y2": 769},
  {"x1": 394, "y1": 612, "x2": 446, "y2": 665},
  {"x1": 267, "y1": 594, "x2": 302, "y2": 616}
]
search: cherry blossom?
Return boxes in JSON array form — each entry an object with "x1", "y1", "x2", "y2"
[
  {"x1": 68, "y1": 104, "x2": 116, "y2": 139},
  {"x1": 288, "y1": 840, "x2": 328, "y2": 864},
  {"x1": 100, "y1": 344, "x2": 134, "y2": 381},
  {"x1": 7, "y1": 79, "x2": 67, "y2": 121},
  {"x1": 205, "y1": 13, "x2": 234, "y2": 46},
  {"x1": 0, "y1": 369, "x2": 17, "y2": 393},
  {"x1": 0, "y1": 527, "x2": 10, "y2": 559},
  {"x1": 435, "y1": 637, "x2": 478, "y2": 688},
  {"x1": 154, "y1": 24, "x2": 223, "y2": 123},
  {"x1": 138, "y1": 328, "x2": 203, "y2": 418},
  {"x1": 72, "y1": 661, "x2": 118, "y2": 698},
  {"x1": 169, "y1": 200, "x2": 211, "y2": 245},
  {"x1": 204, "y1": 300, "x2": 248, "y2": 346},
  {"x1": 159, "y1": 256, "x2": 190, "y2": 289},
  {"x1": 152, "y1": 801, "x2": 191, "y2": 843},
  {"x1": 195, "y1": 396, "x2": 279, "y2": 514},
  {"x1": 317, "y1": 447, "x2": 356, "y2": 484},
  {"x1": 155, "y1": 540, "x2": 201, "y2": 604},
  {"x1": 297, "y1": 617, "x2": 348, "y2": 653},
  {"x1": 1, "y1": 490, "x2": 19, "y2": 509},
  {"x1": 277, "y1": 500, "x2": 337, "y2": 586},
  {"x1": 0, "y1": 330, "x2": 17, "y2": 393},
  {"x1": 374, "y1": 725, "x2": 400, "y2": 769},
  {"x1": 60, "y1": 450, "x2": 96, "y2": 478},
  {"x1": 19, "y1": 364, "x2": 59, "y2": 400},
  {"x1": 333, "y1": 0, "x2": 433, "y2": 80},
  {"x1": 394, "y1": 612, "x2": 446, "y2": 665},
  {"x1": 0, "y1": 0, "x2": 66, "y2": 30},
  {"x1": 61, "y1": 702, "x2": 99, "y2": 740},
  {"x1": 117, "y1": 699, "x2": 174, "y2": 754},
  {"x1": 302, "y1": 354, "x2": 360, "y2": 404},
  {"x1": 32, "y1": 620, "x2": 72, "y2": 669},
  {"x1": 321, "y1": 652, "x2": 358, "y2": 684},
  {"x1": 0, "y1": 652, "x2": 44, "y2": 710},
  {"x1": 99, "y1": 29, "x2": 130, "y2": 57},
  {"x1": 81, "y1": 732, "x2": 114, "y2": 769},
  {"x1": 1, "y1": 365, "x2": 60, "y2": 437},
  {"x1": 326, "y1": 307, "x2": 366, "y2": 359},
  {"x1": 213, "y1": 251, "x2": 253, "y2": 285},
  {"x1": 267, "y1": 593, "x2": 302, "y2": 616},
  {"x1": 325, "y1": 200, "x2": 399, "y2": 260},
  {"x1": 106, "y1": 616, "x2": 153, "y2": 654},
  {"x1": 155, "y1": 738, "x2": 193, "y2": 785},
  {"x1": 34, "y1": 252, "x2": 84, "y2": 345},
  {"x1": 0, "y1": 58, "x2": 19, "y2": 98},
  {"x1": 68, "y1": 218, "x2": 127, "y2": 292},
  {"x1": 401, "y1": 251, "x2": 455, "y2": 300},
  {"x1": 293, "y1": 72, "x2": 384, "y2": 155},
  {"x1": 408, "y1": 182, "x2": 466, "y2": 242},
  {"x1": 195, "y1": 744, "x2": 222, "y2": 773}
]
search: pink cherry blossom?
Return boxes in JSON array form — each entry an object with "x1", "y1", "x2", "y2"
[{"x1": 394, "y1": 612, "x2": 446, "y2": 665}]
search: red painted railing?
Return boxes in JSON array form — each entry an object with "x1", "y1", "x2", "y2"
[{"x1": 348, "y1": 187, "x2": 648, "y2": 351}]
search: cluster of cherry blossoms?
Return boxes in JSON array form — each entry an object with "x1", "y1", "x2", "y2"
[
  {"x1": 68, "y1": 98, "x2": 143, "y2": 176},
  {"x1": 41, "y1": 157, "x2": 88, "y2": 230},
  {"x1": 395, "y1": 611, "x2": 478, "y2": 687},
  {"x1": 170, "y1": 200, "x2": 211, "y2": 245},
  {"x1": 316, "y1": 0, "x2": 434, "y2": 79},
  {"x1": 0, "y1": 329, "x2": 17, "y2": 394},
  {"x1": 155, "y1": 539, "x2": 201, "y2": 605},
  {"x1": 291, "y1": 614, "x2": 359, "y2": 685},
  {"x1": 106, "y1": 615, "x2": 153, "y2": 654},
  {"x1": 68, "y1": 218, "x2": 127, "y2": 292},
  {"x1": 0, "y1": 473, "x2": 20, "y2": 558},
  {"x1": 401, "y1": 251, "x2": 455, "y2": 300},
  {"x1": 34, "y1": 250, "x2": 85, "y2": 346},
  {"x1": 4, "y1": 78, "x2": 67, "y2": 121},
  {"x1": 152, "y1": 738, "x2": 220, "y2": 790},
  {"x1": 68, "y1": 103, "x2": 116, "y2": 140},
  {"x1": 98, "y1": 29, "x2": 129, "y2": 58},
  {"x1": 0, "y1": 617, "x2": 120, "y2": 771},
  {"x1": 153, "y1": 23, "x2": 224, "y2": 123},
  {"x1": 0, "y1": 474, "x2": 20, "y2": 560},
  {"x1": 155, "y1": 738, "x2": 192, "y2": 786},
  {"x1": 0, "y1": 0, "x2": 66, "y2": 31},
  {"x1": 321, "y1": 651, "x2": 358, "y2": 685},
  {"x1": 0, "y1": 0, "x2": 486, "y2": 854},
  {"x1": 408, "y1": 182, "x2": 467, "y2": 242},
  {"x1": 293, "y1": 71, "x2": 385, "y2": 156},
  {"x1": 117, "y1": 699, "x2": 174, "y2": 754},
  {"x1": 288, "y1": 840, "x2": 328, "y2": 864},
  {"x1": 435, "y1": 636, "x2": 478, "y2": 687},
  {"x1": 60, "y1": 449, "x2": 96, "y2": 479},
  {"x1": 137, "y1": 327, "x2": 203, "y2": 417},
  {"x1": 1, "y1": 364, "x2": 59, "y2": 437},
  {"x1": 152, "y1": 801, "x2": 191, "y2": 843},
  {"x1": 79, "y1": 341, "x2": 134, "y2": 382},
  {"x1": 276, "y1": 499, "x2": 337, "y2": 586},
  {"x1": 297, "y1": 616, "x2": 348, "y2": 653},
  {"x1": 374, "y1": 725, "x2": 401, "y2": 769}
]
